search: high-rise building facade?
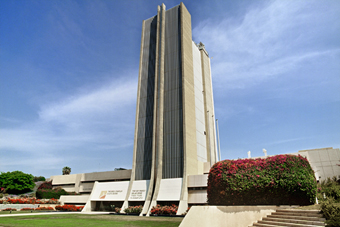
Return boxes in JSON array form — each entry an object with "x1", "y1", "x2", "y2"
[
  {"x1": 78, "y1": 3, "x2": 339, "y2": 215},
  {"x1": 122, "y1": 3, "x2": 218, "y2": 215}
]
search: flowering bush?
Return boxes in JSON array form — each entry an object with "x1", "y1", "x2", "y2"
[
  {"x1": 124, "y1": 205, "x2": 142, "y2": 214},
  {"x1": 208, "y1": 155, "x2": 317, "y2": 205},
  {"x1": 37, "y1": 181, "x2": 52, "y2": 190},
  {"x1": 3, "y1": 197, "x2": 59, "y2": 204},
  {"x1": 150, "y1": 204, "x2": 177, "y2": 215},
  {"x1": 114, "y1": 207, "x2": 121, "y2": 213},
  {"x1": 1, "y1": 208, "x2": 17, "y2": 211},
  {"x1": 35, "y1": 207, "x2": 54, "y2": 211},
  {"x1": 55, "y1": 205, "x2": 84, "y2": 211},
  {"x1": 20, "y1": 208, "x2": 34, "y2": 211}
]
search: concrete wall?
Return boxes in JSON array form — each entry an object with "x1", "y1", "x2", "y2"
[
  {"x1": 81, "y1": 170, "x2": 131, "y2": 182},
  {"x1": 79, "y1": 182, "x2": 95, "y2": 193},
  {"x1": 187, "y1": 174, "x2": 208, "y2": 204},
  {"x1": 299, "y1": 147, "x2": 340, "y2": 180},
  {"x1": 59, "y1": 195, "x2": 89, "y2": 205},
  {"x1": 199, "y1": 42, "x2": 217, "y2": 166},
  {"x1": 187, "y1": 174, "x2": 208, "y2": 188},
  {"x1": 192, "y1": 41, "x2": 208, "y2": 164},
  {"x1": 180, "y1": 206, "x2": 277, "y2": 227},
  {"x1": 50, "y1": 169, "x2": 131, "y2": 194},
  {"x1": 188, "y1": 190, "x2": 207, "y2": 204},
  {"x1": 51, "y1": 174, "x2": 78, "y2": 185}
]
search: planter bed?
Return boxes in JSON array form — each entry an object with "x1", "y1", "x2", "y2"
[
  {"x1": 150, "y1": 214, "x2": 185, "y2": 217},
  {"x1": 0, "y1": 204, "x2": 39, "y2": 210},
  {"x1": 110, "y1": 213, "x2": 140, "y2": 216}
]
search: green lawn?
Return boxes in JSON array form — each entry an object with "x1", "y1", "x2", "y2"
[
  {"x1": 0, "y1": 213, "x2": 183, "y2": 227},
  {"x1": 0, "y1": 211, "x2": 49, "y2": 215}
]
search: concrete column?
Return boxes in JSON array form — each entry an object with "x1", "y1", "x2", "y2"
[{"x1": 178, "y1": 2, "x2": 196, "y2": 215}]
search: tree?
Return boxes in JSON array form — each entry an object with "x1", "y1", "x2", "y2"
[
  {"x1": 62, "y1": 166, "x2": 71, "y2": 175},
  {"x1": 0, "y1": 171, "x2": 35, "y2": 194}
]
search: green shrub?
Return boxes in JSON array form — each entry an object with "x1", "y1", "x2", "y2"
[
  {"x1": 318, "y1": 177, "x2": 340, "y2": 203},
  {"x1": 0, "y1": 171, "x2": 35, "y2": 194},
  {"x1": 321, "y1": 197, "x2": 340, "y2": 227},
  {"x1": 36, "y1": 188, "x2": 68, "y2": 199},
  {"x1": 208, "y1": 155, "x2": 317, "y2": 205},
  {"x1": 33, "y1": 176, "x2": 46, "y2": 182}
]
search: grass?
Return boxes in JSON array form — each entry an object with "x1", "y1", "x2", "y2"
[
  {"x1": 0, "y1": 211, "x2": 40, "y2": 215},
  {"x1": 0, "y1": 213, "x2": 183, "y2": 227},
  {"x1": 0, "y1": 210, "x2": 59, "y2": 215}
]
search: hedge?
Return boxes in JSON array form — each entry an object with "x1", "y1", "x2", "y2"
[
  {"x1": 321, "y1": 197, "x2": 340, "y2": 227},
  {"x1": 36, "y1": 188, "x2": 68, "y2": 199},
  {"x1": 208, "y1": 154, "x2": 317, "y2": 205}
]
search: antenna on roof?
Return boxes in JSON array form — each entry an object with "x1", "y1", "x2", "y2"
[{"x1": 263, "y1": 149, "x2": 267, "y2": 157}]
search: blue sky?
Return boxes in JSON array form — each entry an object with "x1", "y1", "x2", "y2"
[{"x1": 1, "y1": 0, "x2": 339, "y2": 178}]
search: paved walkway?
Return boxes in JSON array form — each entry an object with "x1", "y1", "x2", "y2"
[{"x1": 0, "y1": 211, "x2": 110, "y2": 217}]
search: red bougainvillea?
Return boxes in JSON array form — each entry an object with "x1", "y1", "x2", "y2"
[
  {"x1": 35, "y1": 207, "x2": 54, "y2": 211},
  {"x1": 55, "y1": 205, "x2": 84, "y2": 211},
  {"x1": 20, "y1": 208, "x2": 35, "y2": 211},
  {"x1": 1, "y1": 208, "x2": 17, "y2": 211},
  {"x1": 150, "y1": 204, "x2": 178, "y2": 215},
  {"x1": 208, "y1": 155, "x2": 317, "y2": 206}
]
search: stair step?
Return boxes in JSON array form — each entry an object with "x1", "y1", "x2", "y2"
[
  {"x1": 268, "y1": 214, "x2": 325, "y2": 222},
  {"x1": 250, "y1": 209, "x2": 325, "y2": 227},
  {"x1": 252, "y1": 223, "x2": 286, "y2": 227},
  {"x1": 273, "y1": 211, "x2": 323, "y2": 218},
  {"x1": 276, "y1": 209, "x2": 320, "y2": 213},
  {"x1": 263, "y1": 217, "x2": 325, "y2": 226},
  {"x1": 257, "y1": 220, "x2": 325, "y2": 227}
]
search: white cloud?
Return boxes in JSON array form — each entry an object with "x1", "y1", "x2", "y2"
[
  {"x1": 39, "y1": 77, "x2": 137, "y2": 125},
  {"x1": 193, "y1": 0, "x2": 340, "y2": 89},
  {"x1": 0, "y1": 77, "x2": 137, "y2": 175}
]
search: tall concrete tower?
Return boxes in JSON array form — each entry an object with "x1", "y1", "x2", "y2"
[{"x1": 123, "y1": 2, "x2": 217, "y2": 215}]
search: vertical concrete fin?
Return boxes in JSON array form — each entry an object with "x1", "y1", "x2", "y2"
[
  {"x1": 147, "y1": 3, "x2": 166, "y2": 215},
  {"x1": 82, "y1": 181, "x2": 98, "y2": 212},
  {"x1": 123, "y1": 19, "x2": 147, "y2": 211},
  {"x1": 200, "y1": 43, "x2": 217, "y2": 166},
  {"x1": 178, "y1": 2, "x2": 196, "y2": 215}
]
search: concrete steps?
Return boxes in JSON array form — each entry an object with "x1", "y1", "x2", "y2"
[{"x1": 250, "y1": 209, "x2": 325, "y2": 227}]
